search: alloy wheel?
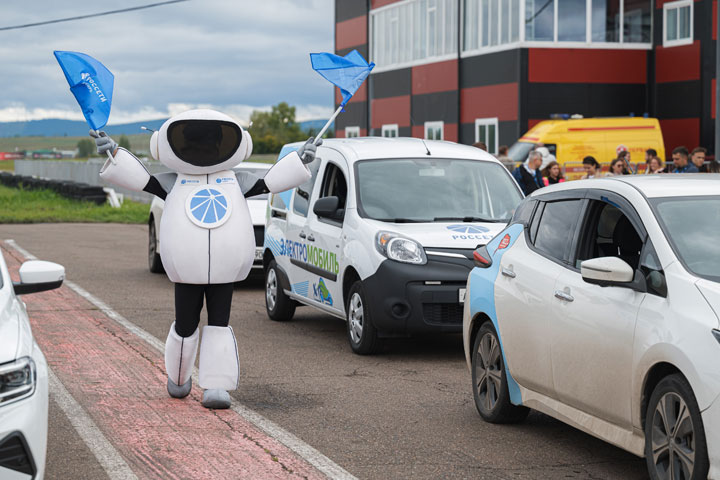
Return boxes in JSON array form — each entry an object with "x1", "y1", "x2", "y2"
[
  {"x1": 650, "y1": 392, "x2": 696, "y2": 480},
  {"x1": 348, "y1": 292, "x2": 363, "y2": 344},
  {"x1": 475, "y1": 331, "x2": 503, "y2": 412},
  {"x1": 266, "y1": 268, "x2": 277, "y2": 311}
]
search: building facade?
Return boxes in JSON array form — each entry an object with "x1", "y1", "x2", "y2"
[{"x1": 334, "y1": 0, "x2": 716, "y2": 155}]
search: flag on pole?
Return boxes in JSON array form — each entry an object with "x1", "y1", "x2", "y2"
[
  {"x1": 53, "y1": 51, "x2": 114, "y2": 130},
  {"x1": 310, "y1": 50, "x2": 374, "y2": 108}
]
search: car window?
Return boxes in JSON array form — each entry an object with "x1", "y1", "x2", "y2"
[
  {"x1": 639, "y1": 240, "x2": 666, "y2": 297},
  {"x1": 511, "y1": 199, "x2": 536, "y2": 225},
  {"x1": 317, "y1": 162, "x2": 348, "y2": 224},
  {"x1": 575, "y1": 201, "x2": 643, "y2": 270},
  {"x1": 292, "y1": 156, "x2": 322, "y2": 217},
  {"x1": 533, "y1": 199, "x2": 584, "y2": 264}
]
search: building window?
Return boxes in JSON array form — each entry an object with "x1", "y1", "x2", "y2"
[
  {"x1": 463, "y1": 0, "x2": 520, "y2": 50},
  {"x1": 345, "y1": 126, "x2": 360, "y2": 138},
  {"x1": 663, "y1": 0, "x2": 692, "y2": 47},
  {"x1": 382, "y1": 124, "x2": 399, "y2": 137},
  {"x1": 475, "y1": 118, "x2": 498, "y2": 154},
  {"x1": 424, "y1": 121, "x2": 444, "y2": 140},
  {"x1": 371, "y1": 0, "x2": 458, "y2": 70}
]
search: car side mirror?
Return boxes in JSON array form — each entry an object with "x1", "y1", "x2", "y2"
[
  {"x1": 581, "y1": 257, "x2": 634, "y2": 284},
  {"x1": 13, "y1": 260, "x2": 65, "y2": 295},
  {"x1": 313, "y1": 196, "x2": 340, "y2": 219}
]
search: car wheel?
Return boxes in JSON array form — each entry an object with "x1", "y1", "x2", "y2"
[
  {"x1": 471, "y1": 322, "x2": 529, "y2": 423},
  {"x1": 645, "y1": 374, "x2": 709, "y2": 480},
  {"x1": 148, "y1": 219, "x2": 164, "y2": 274},
  {"x1": 346, "y1": 281, "x2": 381, "y2": 355},
  {"x1": 265, "y1": 260, "x2": 295, "y2": 321}
]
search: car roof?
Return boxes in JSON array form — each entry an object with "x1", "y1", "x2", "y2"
[
  {"x1": 281, "y1": 137, "x2": 503, "y2": 165},
  {"x1": 530, "y1": 174, "x2": 720, "y2": 199}
]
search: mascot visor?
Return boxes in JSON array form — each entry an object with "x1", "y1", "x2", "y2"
[{"x1": 167, "y1": 120, "x2": 242, "y2": 167}]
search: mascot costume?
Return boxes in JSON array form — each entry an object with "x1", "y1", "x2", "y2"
[{"x1": 91, "y1": 109, "x2": 319, "y2": 409}]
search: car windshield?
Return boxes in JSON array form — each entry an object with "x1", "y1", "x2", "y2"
[
  {"x1": 239, "y1": 166, "x2": 270, "y2": 199},
  {"x1": 651, "y1": 196, "x2": 720, "y2": 282},
  {"x1": 355, "y1": 158, "x2": 522, "y2": 223},
  {"x1": 507, "y1": 142, "x2": 534, "y2": 164}
]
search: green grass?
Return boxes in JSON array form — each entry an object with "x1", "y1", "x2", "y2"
[{"x1": 0, "y1": 184, "x2": 148, "y2": 224}]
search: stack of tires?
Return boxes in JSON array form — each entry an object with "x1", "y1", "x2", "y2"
[{"x1": 0, "y1": 172, "x2": 107, "y2": 205}]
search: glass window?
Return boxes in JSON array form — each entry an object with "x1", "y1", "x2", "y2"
[
  {"x1": 463, "y1": 0, "x2": 520, "y2": 51},
  {"x1": 525, "y1": 0, "x2": 554, "y2": 41},
  {"x1": 558, "y1": 0, "x2": 587, "y2": 41},
  {"x1": 318, "y1": 163, "x2": 348, "y2": 222},
  {"x1": 512, "y1": 199, "x2": 537, "y2": 224},
  {"x1": 575, "y1": 201, "x2": 643, "y2": 269},
  {"x1": 623, "y1": 0, "x2": 651, "y2": 42},
  {"x1": 425, "y1": 121, "x2": 444, "y2": 140},
  {"x1": 292, "y1": 158, "x2": 322, "y2": 217},
  {"x1": 345, "y1": 126, "x2": 360, "y2": 138},
  {"x1": 664, "y1": 0, "x2": 692, "y2": 46},
  {"x1": 382, "y1": 124, "x2": 399, "y2": 138},
  {"x1": 475, "y1": 118, "x2": 499, "y2": 154},
  {"x1": 533, "y1": 200, "x2": 584, "y2": 263},
  {"x1": 591, "y1": 0, "x2": 620, "y2": 42}
]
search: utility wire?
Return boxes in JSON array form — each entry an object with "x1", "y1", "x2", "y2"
[{"x1": 0, "y1": 0, "x2": 189, "y2": 31}]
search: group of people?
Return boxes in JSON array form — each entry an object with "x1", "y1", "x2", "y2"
[{"x1": 507, "y1": 143, "x2": 719, "y2": 196}]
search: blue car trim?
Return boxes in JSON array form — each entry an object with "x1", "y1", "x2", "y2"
[{"x1": 469, "y1": 223, "x2": 524, "y2": 405}]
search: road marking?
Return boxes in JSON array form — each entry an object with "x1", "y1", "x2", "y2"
[
  {"x1": 5, "y1": 239, "x2": 357, "y2": 480},
  {"x1": 48, "y1": 368, "x2": 138, "y2": 480}
]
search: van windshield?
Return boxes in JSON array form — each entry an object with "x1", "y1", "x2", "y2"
[{"x1": 355, "y1": 158, "x2": 523, "y2": 223}]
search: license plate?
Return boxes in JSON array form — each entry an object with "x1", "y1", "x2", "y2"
[
  {"x1": 254, "y1": 248, "x2": 263, "y2": 261},
  {"x1": 459, "y1": 288, "x2": 467, "y2": 303}
]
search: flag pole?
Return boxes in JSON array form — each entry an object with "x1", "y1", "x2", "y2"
[{"x1": 313, "y1": 105, "x2": 343, "y2": 145}]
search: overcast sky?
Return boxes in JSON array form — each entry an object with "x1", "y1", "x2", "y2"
[{"x1": 0, "y1": 0, "x2": 335, "y2": 125}]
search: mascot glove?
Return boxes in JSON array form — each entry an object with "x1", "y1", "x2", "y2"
[
  {"x1": 89, "y1": 130, "x2": 118, "y2": 156},
  {"x1": 297, "y1": 137, "x2": 322, "y2": 165}
]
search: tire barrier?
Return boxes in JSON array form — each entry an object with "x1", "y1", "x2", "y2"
[{"x1": 0, "y1": 171, "x2": 108, "y2": 205}]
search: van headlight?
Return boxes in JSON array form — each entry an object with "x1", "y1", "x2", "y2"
[
  {"x1": 0, "y1": 357, "x2": 36, "y2": 406},
  {"x1": 376, "y1": 232, "x2": 427, "y2": 265}
]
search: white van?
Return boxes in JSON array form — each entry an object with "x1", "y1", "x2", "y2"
[{"x1": 263, "y1": 137, "x2": 523, "y2": 354}]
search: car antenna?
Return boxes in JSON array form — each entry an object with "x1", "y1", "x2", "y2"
[
  {"x1": 410, "y1": 113, "x2": 431, "y2": 155},
  {"x1": 140, "y1": 126, "x2": 156, "y2": 133}
]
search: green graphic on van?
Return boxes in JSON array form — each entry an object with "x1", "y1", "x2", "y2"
[
  {"x1": 265, "y1": 235, "x2": 339, "y2": 275},
  {"x1": 313, "y1": 278, "x2": 333, "y2": 306}
]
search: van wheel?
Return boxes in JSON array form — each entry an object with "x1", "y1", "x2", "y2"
[
  {"x1": 346, "y1": 281, "x2": 380, "y2": 355},
  {"x1": 265, "y1": 260, "x2": 295, "y2": 321},
  {"x1": 148, "y1": 219, "x2": 164, "y2": 274},
  {"x1": 644, "y1": 374, "x2": 708, "y2": 480},
  {"x1": 472, "y1": 322, "x2": 529, "y2": 423}
]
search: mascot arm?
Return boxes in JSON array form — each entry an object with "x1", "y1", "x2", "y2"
[
  {"x1": 262, "y1": 151, "x2": 311, "y2": 194},
  {"x1": 234, "y1": 169, "x2": 270, "y2": 198},
  {"x1": 99, "y1": 148, "x2": 169, "y2": 199}
]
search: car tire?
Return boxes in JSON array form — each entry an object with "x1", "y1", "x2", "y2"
[
  {"x1": 346, "y1": 281, "x2": 381, "y2": 355},
  {"x1": 148, "y1": 219, "x2": 164, "y2": 274},
  {"x1": 265, "y1": 260, "x2": 295, "y2": 321},
  {"x1": 644, "y1": 374, "x2": 709, "y2": 480},
  {"x1": 471, "y1": 322, "x2": 529, "y2": 423}
]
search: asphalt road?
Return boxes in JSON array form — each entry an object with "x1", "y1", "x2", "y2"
[{"x1": 1, "y1": 223, "x2": 648, "y2": 480}]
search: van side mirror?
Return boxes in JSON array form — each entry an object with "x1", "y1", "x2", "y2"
[
  {"x1": 313, "y1": 196, "x2": 340, "y2": 219},
  {"x1": 13, "y1": 260, "x2": 65, "y2": 295}
]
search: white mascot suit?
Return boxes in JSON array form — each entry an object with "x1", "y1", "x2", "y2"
[{"x1": 91, "y1": 109, "x2": 318, "y2": 409}]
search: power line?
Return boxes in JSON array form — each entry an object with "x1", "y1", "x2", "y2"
[{"x1": 0, "y1": 0, "x2": 190, "y2": 32}]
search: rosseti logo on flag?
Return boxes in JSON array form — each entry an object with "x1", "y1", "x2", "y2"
[{"x1": 80, "y1": 72, "x2": 108, "y2": 103}]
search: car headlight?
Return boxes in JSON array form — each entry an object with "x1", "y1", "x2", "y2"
[
  {"x1": 376, "y1": 232, "x2": 427, "y2": 265},
  {"x1": 0, "y1": 357, "x2": 36, "y2": 406}
]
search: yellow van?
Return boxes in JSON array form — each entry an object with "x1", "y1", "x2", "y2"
[{"x1": 507, "y1": 117, "x2": 665, "y2": 180}]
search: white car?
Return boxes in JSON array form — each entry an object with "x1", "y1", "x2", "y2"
[
  {"x1": 0, "y1": 252, "x2": 65, "y2": 480},
  {"x1": 462, "y1": 174, "x2": 720, "y2": 480},
  {"x1": 148, "y1": 162, "x2": 271, "y2": 273},
  {"x1": 263, "y1": 137, "x2": 523, "y2": 354}
]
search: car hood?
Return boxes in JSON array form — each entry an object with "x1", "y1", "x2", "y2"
[
  {"x1": 696, "y1": 279, "x2": 720, "y2": 327},
  {"x1": 370, "y1": 221, "x2": 507, "y2": 249},
  {"x1": 247, "y1": 199, "x2": 268, "y2": 226}
]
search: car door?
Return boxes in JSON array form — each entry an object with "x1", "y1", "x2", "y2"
[
  {"x1": 303, "y1": 152, "x2": 348, "y2": 315},
  {"x1": 550, "y1": 192, "x2": 646, "y2": 428},
  {"x1": 495, "y1": 195, "x2": 585, "y2": 397}
]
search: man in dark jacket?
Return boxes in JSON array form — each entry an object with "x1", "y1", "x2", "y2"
[{"x1": 512, "y1": 150, "x2": 544, "y2": 195}]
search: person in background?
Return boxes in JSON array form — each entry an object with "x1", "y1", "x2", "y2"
[
  {"x1": 617, "y1": 149, "x2": 633, "y2": 173},
  {"x1": 542, "y1": 160, "x2": 565, "y2": 185},
  {"x1": 691, "y1": 147, "x2": 708, "y2": 172},
  {"x1": 582, "y1": 156, "x2": 601, "y2": 179},
  {"x1": 608, "y1": 158, "x2": 630, "y2": 176},
  {"x1": 671, "y1": 146, "x2": 698, "y2": 173},
  {"x1": 473, "y1": 142, "x2": 487, "y2": 152},
  {"x1": 646, "y1": 156, "x2": 665, "y2": 174},
  {"x1": 496, "y1": 145, "x2": 513, "y2": 171},
  {"x1": 708, "y1": 160, "x2": 720, "y2": 173},
  {"x1": 512, "y1": 150, "x2": 545, "y2": 195},
  {"x1": 645, "y1": 148, "x2": 657, "y2": 164}
]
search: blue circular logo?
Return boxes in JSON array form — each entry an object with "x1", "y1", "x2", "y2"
[
  {"x1": 447, "y1": 224, "x2": 490, "y2": 234},
  {"x1": 186, "y1": 187, "x2": 231, "y2": 228},
  {"x1": 181, "y1": 179, "x2": 186, "y2": 185},
  {"x1": 216, "y1": 178, "x2": 222, "y2": 183}
]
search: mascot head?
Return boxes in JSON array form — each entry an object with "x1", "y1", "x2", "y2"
[{"x1": 150, "y1": 109, "x2": 253, "y2": 174}]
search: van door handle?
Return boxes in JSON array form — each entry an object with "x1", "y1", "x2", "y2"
[
  {"x1": 307, "y1": 234, "x2": 315, "y2": 242},
  {"x1": 298, "y1": 231, "x2": 306, "y2": 239},
  {"x1": 501, "y1": 267, "x2": 516, "y2": 278},
  {"x1": 554, "y1": 290, "x2": 574, "y2": 302}
]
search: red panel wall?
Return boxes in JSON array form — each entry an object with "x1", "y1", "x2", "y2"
[
  {"x1": 659, "y1": 118, "x2": 700, "y2": 151},
  {"x1": 460, "y1": 83, "x2": 518, "y2": 123},
  {"x1": 528, "y1": 49, "x2": 646, "y2": 84},
  {"x1": 655, "y1": 41, "x2": 701, "y2": 83},
  {"x1": 371, "y1": 96, "x2": 411, "y2": 129},
  {"x1": 412, "y1": 59, "x2": 458, "y2": 95},
  {"x1": 336, "y1": 16, "x2": 367, "y2": 51},
  {"x1": 371, "y1": 0, "x2": 405, "y2": 8}
]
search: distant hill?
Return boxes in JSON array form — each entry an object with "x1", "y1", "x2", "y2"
[{"x1": 0, "y1": 118, "x2": 330, "y2": 138}]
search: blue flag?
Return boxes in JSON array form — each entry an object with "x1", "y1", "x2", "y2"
[
  {"x1": 54, "y1": 51, "x2": 114, "y2": 130},
  {"x1": 310, "y1": 50, "x2": 374, "y2": 107}
]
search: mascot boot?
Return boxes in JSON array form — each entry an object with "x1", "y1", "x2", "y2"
[
  {"x1": 198, "y1": 325, "x2": 239, "y2": 409},
  {"x1": 165, "y1": 323, "x2": 200, "y2": 398}
]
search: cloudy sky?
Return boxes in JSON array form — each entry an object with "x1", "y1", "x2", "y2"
[{"x1": 0, "y1": 0, "x2": 335, "y2": 125}]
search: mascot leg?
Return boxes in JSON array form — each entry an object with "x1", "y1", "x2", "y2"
[
  {"x1": 198, "y1": 325, "x2": 239, "y2": 409},
  {"x1": 164, "y1": 322, "x2": 199, "y2": 398}
]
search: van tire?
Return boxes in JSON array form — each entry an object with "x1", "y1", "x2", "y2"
[
  {"x1": 346, "y1": 281, "x2": 381, "y2": 355},
  {"x1": 265, "y1": 260, "x2": 295, "y2": 321},
  {"x1": 148, "y1": 219, "x2": 164, "y2": 274}
]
